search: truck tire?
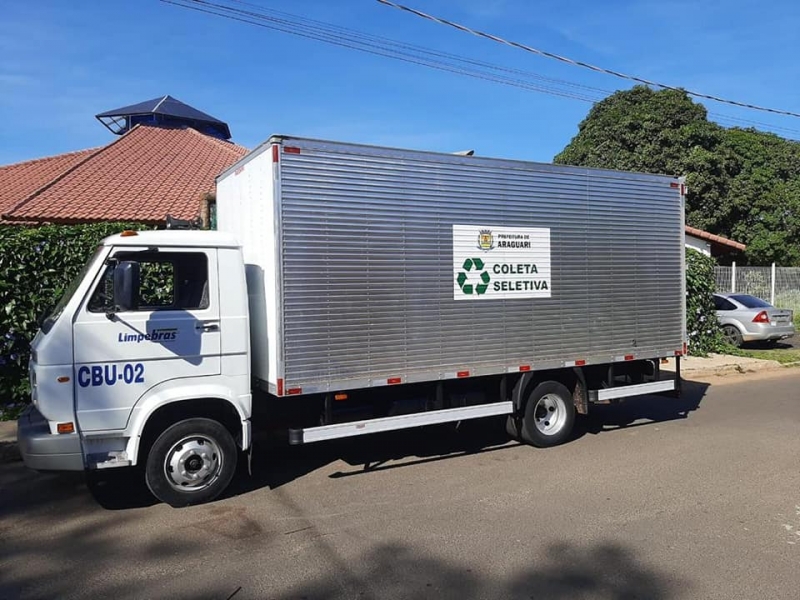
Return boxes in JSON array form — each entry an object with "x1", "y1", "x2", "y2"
[
  {"x1": 520, "y1": 381, "x2": 575, "y2": 448},
  {"x1": 145, "y1": 418, "x2": 237, "y2": 507}
]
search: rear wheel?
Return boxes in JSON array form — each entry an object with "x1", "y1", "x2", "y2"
[
  {"x1": 145, "y1": 418, "x2": 237, "y2": 507},
  {"x1": 520, "y1": 381, "x2": 575, "y2": 448},
  {"x1": 722, "y1": 324, "x2": 743, "y2": 348}
]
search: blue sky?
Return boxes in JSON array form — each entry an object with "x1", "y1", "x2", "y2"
[{"x1": 2, "y1": 0, "x2": 800, "y2": 165}]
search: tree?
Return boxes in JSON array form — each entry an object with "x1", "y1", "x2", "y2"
[{"x1": 554, "y1": 86, "x2": 800, "y2": 266}]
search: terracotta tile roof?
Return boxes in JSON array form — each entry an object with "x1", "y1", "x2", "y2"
[
  {"x1": 686, "y1": 225, "x2": 746, "y2": 251},
  {"x1": 2, "y1": 125, "x2": 247, "y2": 224},
  {"x1": 0, "y1": 149, "x2": 98, "y2": 221},
  {"x1": 0, "y1": 138, "x2": 751, "y2": 253}
]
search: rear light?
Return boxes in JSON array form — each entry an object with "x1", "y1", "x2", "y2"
[{"x1": 752, "y1": 311, "x2": 770, "y2": 324}]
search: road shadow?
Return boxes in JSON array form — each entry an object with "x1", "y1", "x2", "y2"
[
  {"x1": 225, "y1": 380, "x2": 709, "y2": 498},
  {"x1": 85, "y1": 467, "x2": 159, "y2": 510},
  {"x1": 577, "y1": 379, "x2": 708, "y2": 437},
  {"x1": 3, "y1": 379, "x2": 710, "y2": 512},
  {"x1": 281, "y1": 540, "x2": 687, "y2": 600},
  {"x1": 742, "y1": 340, "x2": 796, "y2": 350},
  {"x1": 224, "y1": 416, "x2": 516, "y2": 498},
  {"x1": 1, "y1": 483, "x2": 688, "y2": 600},
  {"x1": 0, "y1": 440, "x2": 20, "y2": 464}
]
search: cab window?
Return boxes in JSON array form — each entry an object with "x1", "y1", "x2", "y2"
[{"x1": 88, "y1": 252, "x2": 209, "y2": 312}]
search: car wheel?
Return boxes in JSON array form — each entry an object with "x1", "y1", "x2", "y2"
[
  {"x1": 145, "y1": 418, "x2": 238, "y2": 507},
  {"x1": 722, "y1": 325, "x2": 743, "y2": 348}
]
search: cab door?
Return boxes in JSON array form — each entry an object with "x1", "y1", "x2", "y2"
[{"x1": 73, "y1": 247, "x2": 221, "y2": 431}]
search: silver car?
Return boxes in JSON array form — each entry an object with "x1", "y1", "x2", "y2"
[{"x1": 713, "y1": 293, "x2": 795, "y2": 347}]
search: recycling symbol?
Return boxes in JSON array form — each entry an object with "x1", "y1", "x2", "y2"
[{"x1": 457, "y1": 258, "x2": 491, "y2": 295}]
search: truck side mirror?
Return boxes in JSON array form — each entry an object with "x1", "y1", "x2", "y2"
[{"x1": 113, "y1": 261, "x2": 140, "y2": 312}]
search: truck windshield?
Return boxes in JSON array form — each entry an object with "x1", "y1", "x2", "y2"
[{"x1": 41, "y1": 247, "x2": 103, "y2": 334}]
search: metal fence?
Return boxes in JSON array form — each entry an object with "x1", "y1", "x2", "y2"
[{"x1": 714, "y1": 263, "x2": 800, "y2": 314}]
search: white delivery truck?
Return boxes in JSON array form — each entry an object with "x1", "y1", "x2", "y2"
[{"x1": 18, "y1": 135, "x2": 686, "y2": 506}]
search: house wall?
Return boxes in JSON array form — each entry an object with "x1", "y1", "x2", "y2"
[{"x1": 685, "y1": 233, "x2": 711, "y2": 256}]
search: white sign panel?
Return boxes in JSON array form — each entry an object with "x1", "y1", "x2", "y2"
[{"x1": 452, "y1": 224, "x2": 551, "y2": 300}]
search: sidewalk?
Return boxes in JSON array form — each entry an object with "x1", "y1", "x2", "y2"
[{"x1": 663, "y1": 353, "x2": 786, "y2": 379}]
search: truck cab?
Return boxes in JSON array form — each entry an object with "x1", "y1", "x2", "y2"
[{"x1": 18, "y1": 230, "x2": 252, "y2": 506}]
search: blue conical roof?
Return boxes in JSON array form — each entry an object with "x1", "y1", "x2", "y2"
[{"x1": 96, "y1": 95, "x2": 231, "y2": 139}]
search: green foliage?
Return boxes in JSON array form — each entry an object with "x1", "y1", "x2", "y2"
[
  {"x1": 0, "y1": 223, "x2": 146, "y2": 414},
  {"x1": 685, "y1": 248, "x2": 726, "y2": 356},
  {"x1": 554, "y1": 86, "x2": 714, "y2": 174},
  {"x1": 555, "y1": 86, "x2": 800, "y2": 266},
  {"x1": 140, "y1": 262, "x2": 175, "y2": 305}
]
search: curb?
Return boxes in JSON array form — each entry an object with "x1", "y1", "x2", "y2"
[{"x1": 665, "y1": 358, "x2": 790, "y2": 380}]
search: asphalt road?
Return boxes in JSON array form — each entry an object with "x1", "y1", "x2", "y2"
[{"x1": 1, "y1": 370, "x2": 799, "y2": 600}]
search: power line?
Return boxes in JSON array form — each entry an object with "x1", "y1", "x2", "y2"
[
  {"x1": 160, "y1": 0, "x2": 800, "y2": 139},
  {"x1": 376, "y1": 0, "x2": 800, "y2": 120},
  {"x1": 223, "y1": 0, "x2": 611, "y2": 95},
  {"x1": 161, "y1": 0, "x2": 605, "y2": 102},
  {"x1": 709, "y1": 113, "x2": 800, "y2": 138}
]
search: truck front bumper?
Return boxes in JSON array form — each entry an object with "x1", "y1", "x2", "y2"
[{"x1": 17, "y1": 405, "x2": 84, "y2": 471}]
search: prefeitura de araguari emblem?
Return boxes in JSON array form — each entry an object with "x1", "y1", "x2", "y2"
[{"x1": 477, "y1": 229, "x2": 495, "y2": 251}]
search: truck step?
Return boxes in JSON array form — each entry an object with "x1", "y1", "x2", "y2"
[
  {"x1": 289, "y1": 401, "x2": 513, "y2": 445},
  {"x1": 588, "y1": 379, "x2": 676, "y2": 403}
]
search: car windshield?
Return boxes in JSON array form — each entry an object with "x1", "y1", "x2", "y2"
[
  {"x1": 41, "y1": 246, "x2": 104, "y2": 334},
  {"x1": 730, "y1": 294, "x2": 772, "y2": 309}
]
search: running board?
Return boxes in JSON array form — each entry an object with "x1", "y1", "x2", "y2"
[
  {"x1": 289, "y1": 401, "x2": 514, "y2": 445},
  {"x1": 589, "y1": 379, "x2": 676, "y2": 402}
]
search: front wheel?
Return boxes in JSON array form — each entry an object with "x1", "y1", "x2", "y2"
[
  {"x1": 145, "y1": 418, "x2": 237, "y2": 507},
  {"x1": 520, "y1": 381, "x2": 575, "y2": 448}
]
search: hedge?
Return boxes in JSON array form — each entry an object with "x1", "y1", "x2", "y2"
[
  {"x1": 686, "y1": 248, "x2": 726, "y2": 356},
  {"x1": 0, "y1": 223, "x2": 146, "y2": 417}
]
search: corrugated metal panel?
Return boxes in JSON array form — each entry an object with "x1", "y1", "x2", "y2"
[{"x1": 276, "y1": 138, "x2": 684, "y2": 390}]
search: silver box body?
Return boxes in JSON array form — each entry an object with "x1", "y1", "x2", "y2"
[{"x1": 217, "y1": 136, "x2": 685, "y2": 395}]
